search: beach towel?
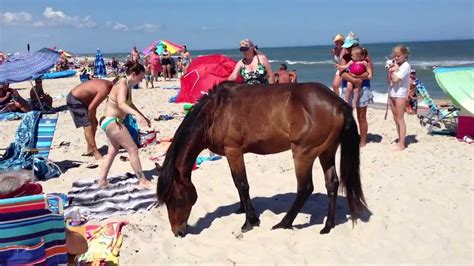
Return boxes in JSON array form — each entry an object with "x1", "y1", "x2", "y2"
[
  {"x1": 196, "y1": 155, "x2": 222, "y2": 165},
  {"x1": 0, "y1": 194, "x2": 68, "y2": 265},
  {"x1": 77, "y1": 221, "x2": 128, "y2": 265},
  {"x1": 0, "y1": 111, "x2": 41, "y2": 171},
  {"x1": 65, "y1": 174, "x2": 157, "y2": 220},
  {"x1": 0, "y1": 111, "x2": 26, "y2": 121}
]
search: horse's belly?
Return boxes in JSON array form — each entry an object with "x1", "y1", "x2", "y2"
[{"x1": 245, "y1": 139, "x2": 291, "y2": 155}]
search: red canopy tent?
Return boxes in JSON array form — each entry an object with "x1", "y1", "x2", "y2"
[{"x1": 176, "y1": 54, "x2": 242, "y2": 103}]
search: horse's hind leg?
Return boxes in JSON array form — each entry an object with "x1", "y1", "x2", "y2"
[
  {"x1": 319, "y1": 147, "x2": 339, "y2": 234},
  {"x1": 272, "y1": 151, "x2": 315, "y2": 230},
  {"x1": 226, "y1": 151, "x2": 260, "y2": 232}
]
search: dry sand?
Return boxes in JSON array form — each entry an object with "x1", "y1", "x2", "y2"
[{"x1": 1, "y1": 76, "x2": 472, "y2": 264}]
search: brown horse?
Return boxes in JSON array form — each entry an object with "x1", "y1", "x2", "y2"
[{"x1": 157, "y1": 81, "x2": 368, "y2": 237}]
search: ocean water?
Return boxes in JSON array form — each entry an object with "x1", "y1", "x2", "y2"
[{"x1": 98, "y1": 39, "x2": 474, "y2": 102}]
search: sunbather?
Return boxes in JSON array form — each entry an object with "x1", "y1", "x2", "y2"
[
  {"x1": 0, "y1": 83, "x2": 31, "y2": 113},
  {"x1": 67, "y1": 79, "x2": 113, "y2": 160},
  {"x1": 30, "y1": 78, "x2": 53, "y2": 111}
]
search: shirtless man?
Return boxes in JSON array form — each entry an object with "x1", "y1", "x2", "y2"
[
  {"x1": 66, "y1": 79, "x2": 113, "y2": 160},
  {"x1": 130, "y1": 47, "x2": 140, "y2": 63},
  {"x1": 274, "y1": 64, "x2": 292, "y2": 84}
]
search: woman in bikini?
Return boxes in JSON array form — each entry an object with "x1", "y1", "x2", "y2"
[
  {"x1": 98, "y1": 61, "x2": 152, "y2": 188},
  {"x1": 228, "y1": 39, "x2": 275, "y2": 84}
]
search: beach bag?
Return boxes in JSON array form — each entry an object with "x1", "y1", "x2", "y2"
[
  {"x1": 123, "y1": 114, "x2": 140, "y2": 146},
  {"x1": 33, "y1": 157, "x2": 61, "y2": 181}
]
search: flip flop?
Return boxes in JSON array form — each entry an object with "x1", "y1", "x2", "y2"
[
  {"x1": 86, "y1": 163, "x2": 98, "y2": 169},
  {"x1": 119, "y1": 155, "x2": 129, "y2": 162},
  {"x1": 81, "y1": 152, "x2": 94, "y2": 157}
]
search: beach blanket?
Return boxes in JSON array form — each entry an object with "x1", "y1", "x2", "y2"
[
  {"x1": 0, "y1": 111, "x2": 41, "y2": 171},
  {"x1": 77, "y1": 221, "x2": 128, "y2": 265},
  {"x1": 65, "y1": 174, "x2": 157, "y2": 220},
  {"x1": 0, "y1": 112, "x2": 26, "y2": 121},
  {"x1": 0, "y1": 194, "x2": 68, "y2": 265}
]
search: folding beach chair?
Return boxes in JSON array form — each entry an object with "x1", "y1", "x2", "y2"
[
  {"x1": 0, "y1": 194, "x2": 68, "y2": 265},
  {"x1": 0, "y1": 111, "x2": 61, "y2": 180},
  {"x1": 416, "y1": 80, "x2": 459, "y2": 135}
]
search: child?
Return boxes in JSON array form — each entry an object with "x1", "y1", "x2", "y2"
[
  {"x1": 339, "y1": 46, "x2": 368, "y2": 107},
  {"x1": 143, "y1": 58, "x2": 154, "y2": 89},
  {"x1": 388, "y1": 45, "x2": 411, "y2": 151},
  {"x1": 331, "y1": 34, "x2": 345, "y2": 95}
]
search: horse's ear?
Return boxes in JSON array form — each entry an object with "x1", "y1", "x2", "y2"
[{"x1": 155, "y1": 163, "x2": 163, "y2": 175}]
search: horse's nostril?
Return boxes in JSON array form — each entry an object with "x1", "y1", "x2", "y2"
[{"x1": 175, "y1": 230, "x2": 186, "y2": 238}]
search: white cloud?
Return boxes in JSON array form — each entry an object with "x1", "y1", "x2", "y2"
[
  {"x1": 106, "y1": 21, "x2": 129, "y2": 31},
  {"x1": 134, "y1": 23, "x2": 162, "y2": 33},
  {"x1": 34, "y1": 7, "x2": 96, "y2": 28},
  {"x1": 0, "y1": 11, "x2": 33, "y2": 25}
]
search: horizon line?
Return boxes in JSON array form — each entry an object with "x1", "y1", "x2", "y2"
[{"x1": 72, "y1": 38, "x2": 474, "y2": 55}]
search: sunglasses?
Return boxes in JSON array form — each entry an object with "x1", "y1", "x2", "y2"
[{"x1": 239, "y1": 47, "x2": 250, "y2": 52}]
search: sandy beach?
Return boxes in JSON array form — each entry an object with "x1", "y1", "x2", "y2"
[{"x1": 1, "y1": 76, "x2": 472, "y2": 264}]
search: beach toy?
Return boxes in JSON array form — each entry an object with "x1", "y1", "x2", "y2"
[
  {"x1": 42, "y1": 70, "x2": 77, "y2": 79},
  {"x1": 183, "y1": 103, "x2": 193, "y2": 113}
]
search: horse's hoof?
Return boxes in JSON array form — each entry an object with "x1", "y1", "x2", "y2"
[
  {"x1": 271, "y1": 221, "x2": 292, "y2": 230},
  {"x1": 319, "y1": 225, "x2": 334, "y2": 234},
  {"x1": 241, "y1": 218, "x2": 260, "y2": 233}
]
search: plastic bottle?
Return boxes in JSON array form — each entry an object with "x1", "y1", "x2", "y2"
[{"x1": 70, "y1": 209, "x2": 81, "y2": 226}]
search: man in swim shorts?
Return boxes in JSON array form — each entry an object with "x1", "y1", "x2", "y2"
[{"x1": 67, "y1": 79, "x2": 113, "y2": 160}]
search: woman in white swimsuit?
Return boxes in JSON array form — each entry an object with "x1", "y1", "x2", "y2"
[{"x1": 98, "y1": 61, "x2": 152, "y2": 188}]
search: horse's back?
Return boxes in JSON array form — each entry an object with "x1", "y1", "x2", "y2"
[{"x1": 208, "y1": 82, "x2": 347, "y2": 154}]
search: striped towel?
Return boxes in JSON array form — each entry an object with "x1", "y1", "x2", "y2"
[
  {"x1": 65, "y1": 174, "x2": 157, "y2": 220},
  {"x1": 0, "y1": 194, "x2": 68, "y2": 265}
]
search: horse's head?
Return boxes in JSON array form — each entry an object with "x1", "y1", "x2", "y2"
[{"x1": 164, "y1": 178, "x2": 197, "y2": 237}]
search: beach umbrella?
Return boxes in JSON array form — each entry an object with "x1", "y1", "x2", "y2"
[
  {"x1": 156, "y1": 40, "x2": 184, "y2": 55},
  {"x1": 0, "y1": 48, "x2": 60, "y2": 85},
  {"x1": 94, "y1": 49, "x2": 107, "y2": 78},
  {"x1": 142, "y1": 40, "x2": 161, "y2": 55},
  {"x1": 176, "y1": 54, "x2": 242, "y2": 103}
]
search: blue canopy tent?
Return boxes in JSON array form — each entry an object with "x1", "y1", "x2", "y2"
[
  {"x1": 94, "y1": 49, "x2": 107, "y2": 78},
  {"x1": 0, "y1": 48, "x2": 60, "y2": 85}
]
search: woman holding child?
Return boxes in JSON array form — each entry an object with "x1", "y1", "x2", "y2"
[{"x1": 337, "y1": 32, "x2": 374, "y2": 147}]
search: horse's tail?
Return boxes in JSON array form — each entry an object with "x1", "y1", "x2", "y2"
[{"x1": 339, "y1": 105, "x2": 368, "y2": 222}]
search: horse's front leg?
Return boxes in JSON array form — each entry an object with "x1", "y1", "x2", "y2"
[
  {"x1": 226, "y1": 151, "x2": 260, "y2": 232},
  {"x1": 272, "y1": 152, "x2": 315, "y2": 230}
]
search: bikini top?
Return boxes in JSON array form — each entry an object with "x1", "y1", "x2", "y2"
[
  {"x1": 240, "y1": 55, "x2": 268, "y2": 85},
  {"x1": 108, "y1": 77, "x2": 133, "y2": 106}
]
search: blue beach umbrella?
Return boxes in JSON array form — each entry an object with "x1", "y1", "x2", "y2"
[
  {"x1": 94, "y1": 49, "x2": 107, "y2": 78},
  {"x1": 0, "y1": 48, "x2": 60, "y2": 85}
]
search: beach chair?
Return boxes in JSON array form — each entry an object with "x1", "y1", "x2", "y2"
[
  {"x1": 0, "y1": 194, "x2": 68, "y2": 265},
  {"x1": 416, "y1": 80, "x2": 459, "y2": 135},
  {"x1": 0, "y1": 111, "x2": 61, "y2": 180}
]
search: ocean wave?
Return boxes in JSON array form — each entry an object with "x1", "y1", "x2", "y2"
[
  {"x1": 372, "y1": 59, "x2": 474, "y2": 69},
  {"x1": 269, "y1": 60, "x2": 334, "y2": 65}
]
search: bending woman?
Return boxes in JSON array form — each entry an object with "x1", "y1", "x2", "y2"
[{"x1": 98, "y1": 61, "x2": 152, "y2": 188}]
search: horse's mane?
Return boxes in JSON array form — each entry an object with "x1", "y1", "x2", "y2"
[{"x1": 156, "y1": 81, "x2": 238, "y2": 204}]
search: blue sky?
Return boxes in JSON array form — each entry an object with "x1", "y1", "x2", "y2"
[{"x1": 1, "y1": 0, "x2": 473, "y2": 53}]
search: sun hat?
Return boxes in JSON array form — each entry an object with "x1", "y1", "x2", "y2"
[
  {"x1": 239, "y1": 39, "x2": 255, "y2": 51},
  {"x1": 333, "y1": 34, "x2": 345, "y2": 42},
  {"x1": 410, "y1": 69, "x2": 416, "y2": 74},
  {"x1": 341, "y1": 32, "x2": 360, "y2": 48}
]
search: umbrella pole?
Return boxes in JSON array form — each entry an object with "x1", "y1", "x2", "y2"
[{"x1": 29, "y1": 80, "x2": 45, "y2": 112}]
